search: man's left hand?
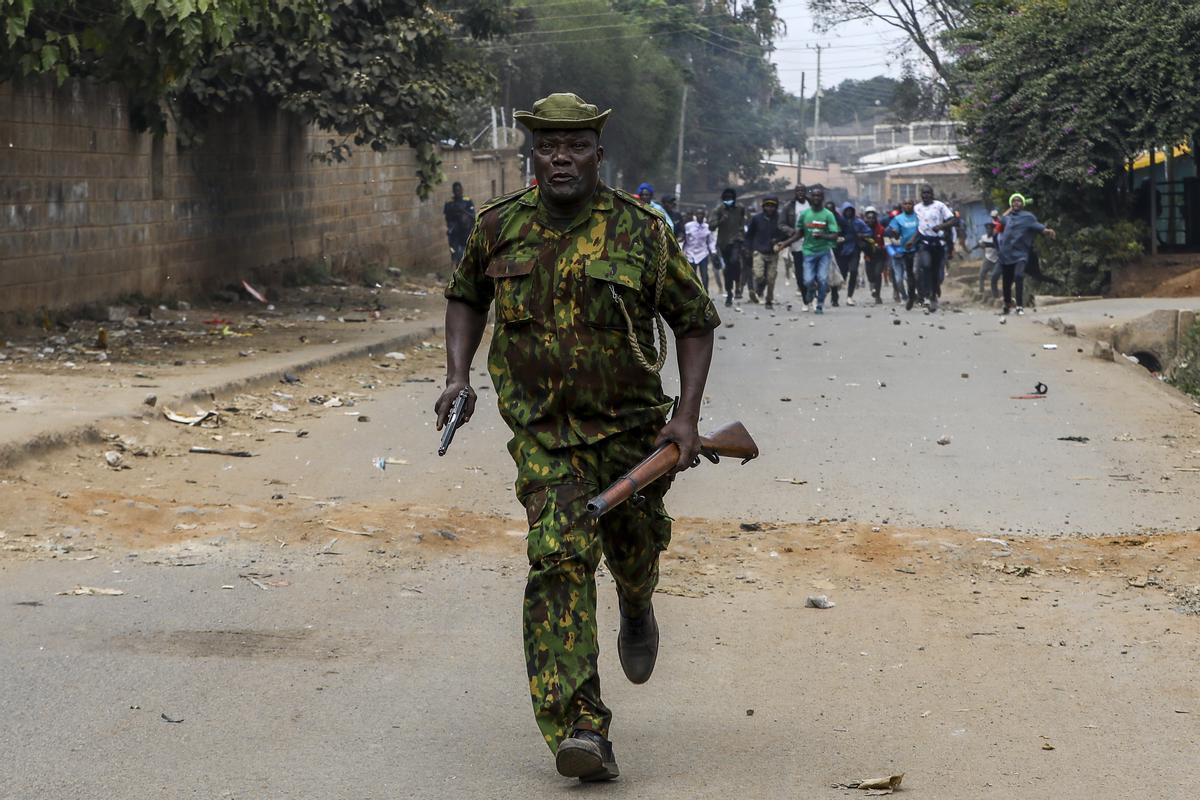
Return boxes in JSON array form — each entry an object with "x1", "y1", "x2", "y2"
[{"x1": 655, "y1": 416, "x2": 703, "y2": 473}]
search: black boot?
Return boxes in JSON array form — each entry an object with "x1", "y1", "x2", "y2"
[
  {"x1": 617, "y1": 600, "x2": 659, "y2": 684},
  {"x1": 556, "y1": 729, "x2": 619, "y2": 782}
]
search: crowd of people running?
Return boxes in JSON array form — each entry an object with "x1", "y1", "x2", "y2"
[{"x1": 653, "y1": 181, "x2": 1055, "y2": 318}]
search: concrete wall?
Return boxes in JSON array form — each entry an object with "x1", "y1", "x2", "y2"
[{"x1": 0, "y1": 77, "x2": 522, "y2": 314}]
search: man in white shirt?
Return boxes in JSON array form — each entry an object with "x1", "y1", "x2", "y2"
[
  {"x1": 782, "y1": 184, "x2": 810, "y2": 301},
  {"x1": 683, "y1": 209, "x2": 718, "y2": 294},
  {"x1": 912, "y1": 184, "x2": 956, "y2": 313}
]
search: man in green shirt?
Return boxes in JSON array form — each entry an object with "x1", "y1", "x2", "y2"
[
  {"x1": 438, "y1": 93, "x2": 720, "y2": 783},
  {"x1": 797, "y1": 185, "x2": 840, "y2": 314}
]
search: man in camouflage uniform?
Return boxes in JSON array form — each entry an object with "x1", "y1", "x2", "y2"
[{"x1": 436, "y1": 93, "x2": 719, "y2": 782}]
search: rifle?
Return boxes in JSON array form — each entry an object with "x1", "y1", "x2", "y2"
[
  {"x1": 586, "y1": 421, "x2": 759, "y2": 517},
  {"x1": 437, "y1": 388, "x2": 470, "y2": 456}
]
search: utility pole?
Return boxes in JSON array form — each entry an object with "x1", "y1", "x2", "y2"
[
  {"x1": 809, "y1": 44, "x2": 824, "y2": 162},
  {"x1": 797, "y1": 72, "x2": 806, "y2": 184},
  {"x1": 674, "y1": 53, "x2": 692, "y2": 204},
  {"x1": 674, "y1": 83, "x2": 688, "y2": 203}
]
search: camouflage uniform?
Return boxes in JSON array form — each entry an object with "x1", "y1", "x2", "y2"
[{"x1": 445, "y1": 183, "x2": 720, "y2": 751}]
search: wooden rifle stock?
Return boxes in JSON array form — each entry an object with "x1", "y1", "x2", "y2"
[{"x1": 585, "y1": 421, "x2": 759, "y2": 517}]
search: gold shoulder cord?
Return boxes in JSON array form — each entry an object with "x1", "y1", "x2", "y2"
[{"x1": 609, "y1": 229, "x2": 669, "y2": 374}]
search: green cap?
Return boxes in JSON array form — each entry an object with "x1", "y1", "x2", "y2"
[{"x1": 513, "y1": 93, "x2": 612, "y2": 134}]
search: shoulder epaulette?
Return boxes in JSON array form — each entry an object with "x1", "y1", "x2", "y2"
[
  {"x1": 479, "y1": 185, "x2": 535, "y2": 213},
  {"x1": 612, "y1": 188, "x2": 663, "y2": 222}
]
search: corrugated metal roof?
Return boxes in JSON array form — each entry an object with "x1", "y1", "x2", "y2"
[{"x1": 848, "y1": 155, "x2": 961, "y2": 174}]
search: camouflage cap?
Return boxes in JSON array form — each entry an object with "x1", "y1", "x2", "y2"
[{"x1": 514, "y1": 93, "x2": 612, "y2": 134}]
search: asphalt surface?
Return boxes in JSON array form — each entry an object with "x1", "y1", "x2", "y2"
[
  {"x1": 186, "y1": 292, "x2": 1200, "y2": 537},
  {"x1": 4, "y1": 538, "x2": 1198, "y2": 800},
  {"x1": 4, "y1": 288, "x2": 1200, "y2": 799}
]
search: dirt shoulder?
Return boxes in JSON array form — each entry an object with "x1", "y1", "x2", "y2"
[{"x1": 0, "y1": 279, "x2": 444, "y2": 466}]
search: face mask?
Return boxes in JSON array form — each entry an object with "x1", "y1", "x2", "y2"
[{"x1": 723, "y1": 199, "x2": 734, "y2": 207}]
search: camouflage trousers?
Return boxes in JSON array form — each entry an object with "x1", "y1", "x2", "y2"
[{"x1": 510, "y1": 424, "x2": 673, "y2": 752}]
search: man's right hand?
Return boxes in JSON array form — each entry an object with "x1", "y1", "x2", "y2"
[{"x1": 435, "y1": 381, "x2": 477, "y2": 431}]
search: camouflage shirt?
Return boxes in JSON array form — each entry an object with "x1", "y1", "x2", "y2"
[{"x1": 445, "y1": 183, "x2": 721, "y2": 449}]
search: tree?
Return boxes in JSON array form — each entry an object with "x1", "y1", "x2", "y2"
[
  {"x1": 493, "y1": 0, "x2": 683, "y2": 188},
  {"x1": 889, "y1": 64, "x2": 944, "y2": 123},
  {"x1": 494, "y1": 0, "x2": 786, "y2": 196},
  {"x1": 809, "y1": 75, "x2": 901, "y2": 128},
  {"x1": 808, "y1": 0, "x2": 969, "y2": 98},
  {"x1": 0, "y1": 0, "x2": 274, "y2": 130},
  {"x1": 0, "y1": 0, "x2": 513, "y2": 196},
  {"x1": 956, "y1": 0, "x2": 1200, "y2": 291}
]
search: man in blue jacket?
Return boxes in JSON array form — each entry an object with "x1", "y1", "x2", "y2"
[{"x1": 831, "y1": 202, "x2": 871, "y2": 306}]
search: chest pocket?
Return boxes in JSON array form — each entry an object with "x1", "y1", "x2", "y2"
[
  {"x1": 485, "y1": 256, "x2": 537, "y2": 323},
  {"x1": 583, "y1": 256, "x2": 644, "y2": 330}
]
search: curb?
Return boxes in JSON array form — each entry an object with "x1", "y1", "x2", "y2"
[
  {"x1": 0, "y1": 323, "x2": 443, "y2": 470},
  {"x1": 177, "y1": 324, "x2": 443, "y2": 403}
]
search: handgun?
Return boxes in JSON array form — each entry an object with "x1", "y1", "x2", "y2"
[{"x1": 437, "y1": 388, "x2": 470, "y2": 456}]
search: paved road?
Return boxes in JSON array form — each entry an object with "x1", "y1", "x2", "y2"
[
  {"x1": 4, "y1": 291, "x2": 1200, "y2": 799},
  {"x1": 204, "y1": 295, "x2": 1200, "y2": 537},
  {"x1": 4, "y1": 534, "x2": 1198, "y2": 800}
]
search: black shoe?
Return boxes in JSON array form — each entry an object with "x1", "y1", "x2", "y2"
[
  {"x1": 764, "y1": 302, "x2": 774, "y2": 310},
  {"x1": 724, "y1": 295, "x2": 732, "y2": 307},
  {"x1": 617, "y1": 600, "x2": 659, "y2": 684},
  {"x1": 556, "y1": 729, "x2": 619, "y2": 782},
  {"x1": 905, "y1": 293, "x2": 915, "y2": 311}
]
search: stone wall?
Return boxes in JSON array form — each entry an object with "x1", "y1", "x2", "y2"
[{"x1": 0, "y1": 77, "x2": 522, "y2": 314}]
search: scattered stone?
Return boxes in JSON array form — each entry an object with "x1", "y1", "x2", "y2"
[
  {"x1": 143, "y1": 394, "x2": 157, "y2": 407},
  {"x1": 1092, "y1": 340, "x2": 1114, "y2": 361},
  {"x1": 936, "y1": 435, "x2": 952, "y2": 446}
]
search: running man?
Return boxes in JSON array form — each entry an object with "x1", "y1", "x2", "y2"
[
  {"x1": 912, "y1": 185, "x2": 956, "y2": 313},
  {"x1": 744, "y1": 196, "x2": 797, "y2": 309},
  {"x1": 712, "y1": 188, "x2": 748, "y2": 307},
  {"x1": 862, "y1": 206, "x2": 888, "y2": 304},
  {"x1": 797, "y1": 186, "x2": 840, "y2": 314},
  {"x1": 683, "y1": 208, "x2": 718, "y2": 294},
  {"x1": 885, "y1": 199, "x2": 920, "y2": 308}
]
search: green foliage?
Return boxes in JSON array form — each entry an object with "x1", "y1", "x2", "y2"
[
  {"x1": 1171, "y1": 317, "x2": 1200, "y2": 400},
  {"x1": 0, "y1": 0, "x2": 273, "y2": 130},
  {"x1": 1034, "y1": 220, "x2": 1142, "y2": 296},
  {"x1": 957, "y1": 0, "x2": 1200, "y2": 196},
  {"x1": 496, "y1": 0, "x2": 783, "y2": 194},
  {"x1": 809, "y1": 0, "x2": 969, "y2": 98},
  {"x1": 0, "y1": 0, "x2": 512, "y2": 196},
  {"x1": 956, "y1": 0, "x2": 1200, "y2": 288},
  {"x1": 815, "y1": 76, "x2": 901, "y2": 128}
]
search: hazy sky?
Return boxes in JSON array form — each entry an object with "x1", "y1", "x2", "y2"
[{"x1": 770, "y1": 0, "x2": 908, "y2": 96}]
